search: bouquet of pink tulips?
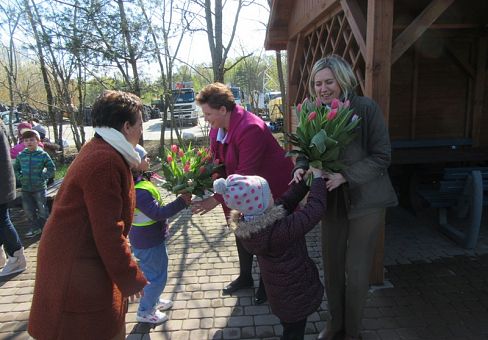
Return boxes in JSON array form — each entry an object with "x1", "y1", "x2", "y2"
[
  {"x1": 160, "y1": 143, "x2": 223, "y2": 197},
  {"x1": 285, "y1": 97, "x2": 361, "y2": 175}
]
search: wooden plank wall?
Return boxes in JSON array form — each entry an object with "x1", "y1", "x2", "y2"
[{"x1": 389, "y1": 31, "x2": 487, "y2": 146}]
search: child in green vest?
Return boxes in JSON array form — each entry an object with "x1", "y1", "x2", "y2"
[{"x1": 129, "y1": 145, "x2": 191, "y2": 324}]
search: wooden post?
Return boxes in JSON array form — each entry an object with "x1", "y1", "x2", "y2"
[
  {"x1": 364, "y1": 0, "x2": 394, "y2": 285},
  {"x1": 472, "y1": 35, "x2": 487, "y2": 147}
]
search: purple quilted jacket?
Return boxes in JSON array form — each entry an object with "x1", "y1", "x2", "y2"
[{"x1": 228, "y1": 178, "x2": 327, "y2": 323}]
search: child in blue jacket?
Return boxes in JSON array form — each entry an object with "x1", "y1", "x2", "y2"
[
  {"x1": 14, "y1": 129, "x2": 55, "y2": 238},
  {"x1": 130, "y1": 145, "x2": 191, "y2": 324}
]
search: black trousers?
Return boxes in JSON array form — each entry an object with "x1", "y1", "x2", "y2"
[
  {"x1": 235, "y1": 236, "x2": 265, "y2": 291},
  {"x1": 281, "y1": 318, "x2": 307, "y2": 340}
]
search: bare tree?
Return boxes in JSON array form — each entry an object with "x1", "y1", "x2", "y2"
[
  {"x1": 199, "y1": 0, "x2": 256, "y2": 82},
  {"x1": 0, "y1": 2, "x2": 22, "y2": 143},
  {"x1": 266, "y1": 0, "x2": 286, "y2": 127},
  {"x1": 137, "y1": 0, "x2": 196, "y2": 150},
  {"x1": 22, "y1": 0, "x2": 59, "y2": 146}
]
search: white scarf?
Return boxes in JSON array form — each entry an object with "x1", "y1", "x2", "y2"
[{"x1": 94, "y1": 127, "x2": 141, "y2": 168}]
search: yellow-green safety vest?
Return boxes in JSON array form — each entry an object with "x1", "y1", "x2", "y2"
[{"x1": 133, "y1": 180, "x2": 163, "y2": 227}]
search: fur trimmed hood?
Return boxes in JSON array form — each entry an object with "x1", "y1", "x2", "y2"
[{"x1": 228, "y1": 205, "x2": 286, "y2": 240}]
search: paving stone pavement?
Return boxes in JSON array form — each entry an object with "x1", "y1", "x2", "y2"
[{"x1": 1, "y1": 192, "x2": 487, "y2": 340}]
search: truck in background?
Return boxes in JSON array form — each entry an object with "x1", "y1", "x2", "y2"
[
  {"x1": 229, "y1": 86, "x2": 244, "y2": 107},
  {"x1": 171, "y1": 84, "x2": 198, "y2": 126},
  {"x1": 155, "y1": 82, "x2": 199, "y2": 127}
]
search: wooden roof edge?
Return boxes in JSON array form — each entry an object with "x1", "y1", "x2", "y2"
[
  {"x1": 265, "y1": 0, "x2": 290, "y2": 50},
  {"x1": 265, "y1": 0, "x2": 340, "y2": 50},
  {"x1": 265, "y1": 26, "x2": 288, "y2": 50}
]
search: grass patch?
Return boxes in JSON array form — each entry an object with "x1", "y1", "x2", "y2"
[{"x1": 54, "y1": 162, "x2": 69, "y2": 179}]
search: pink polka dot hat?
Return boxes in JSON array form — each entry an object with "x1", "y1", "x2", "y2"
[{"x1": 213, "y1": 174, "x2": 272, "y2": 216}]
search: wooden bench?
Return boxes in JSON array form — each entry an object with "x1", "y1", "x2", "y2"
[
  {"x1": 391, "y1": 138, "x2": 473, "y2": 150},
  {"x1": 8, "y1": 178, "x2": 63, "y2": 211},
  {"x1": 417, "y1": 167, "x2": 488, "y2": 249}
]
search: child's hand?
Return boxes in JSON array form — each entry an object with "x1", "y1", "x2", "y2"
[
  {"x1": 289, "y1": 168, "x2": 306, "y2": 184},
  {"x1": 179, "y1": 192, "x2": 192, "y2": 206}
]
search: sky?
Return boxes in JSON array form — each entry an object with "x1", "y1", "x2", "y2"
[{"x1": 178, "y1": 0, "x2": 272, "y2": 65}]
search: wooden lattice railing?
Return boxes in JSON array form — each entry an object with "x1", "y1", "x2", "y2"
[{"x1": 293, "y1": 9, "x2": 366, "y2": 105}]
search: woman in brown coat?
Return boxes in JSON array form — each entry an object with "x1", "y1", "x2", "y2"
[
  {"x1": 293, "y1": 55, "x2": 398, "y2": 340},
  {"x1": 28, "y1": 91, "x2": 148, "y2": 340}
]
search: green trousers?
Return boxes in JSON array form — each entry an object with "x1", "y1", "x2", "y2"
[{"x1": 321, "y1": 209, "x2": 385, "y2": 337}]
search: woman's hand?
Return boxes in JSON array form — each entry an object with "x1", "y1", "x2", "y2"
[
  {"x1": 289, "y1": 168, "x2": 306, "y2": 184},
  {"x1": 128, "y1": 289, "x2": 144, "y2": 303},
  {"x1": 324, "y1": 172, "x2": 346, "y2": 191},
  {"x1": 191, "y1": 195, "x2": 220, "y2": 215},
  {"x1": 309, "y1": 166, "x2": 324, "y2": 179}
]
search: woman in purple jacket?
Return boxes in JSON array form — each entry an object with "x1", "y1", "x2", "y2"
[{"x1": 192, "y1": 82, "x2": 294, "y2": 304}]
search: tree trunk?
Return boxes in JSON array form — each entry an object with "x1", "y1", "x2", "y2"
[
  {"x1": 24, "y1": 0, "x2": 57, "y2": 144},
  {"x1": 276, "y1": 50, "x2": 287, "y2": 131},
  {"x1": 117, "y1": 0, "x2": 141, "y2": 96}
]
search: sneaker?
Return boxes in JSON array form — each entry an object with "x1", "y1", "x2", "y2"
[
  {"x1": 0, "y1": 246, "x2": 5, "y2": 268},
  {"x1": 25, "y1": 228, "x2": 42, "y2": 238},
  {"x1": 0, "y1": 247, "x2": 26, "y2": 277},
  {"x1": 155, "y1": 299, "x2": 173, "y2": 311},
  {"x1": 136, "y1": 310, "x2": 168, "y2": 324}
]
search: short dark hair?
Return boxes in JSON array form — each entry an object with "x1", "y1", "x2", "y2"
[
  {"x1": 196, "y1": 83, "x2": 236, "y2": 111},
  {"x1": 91, "y1": 90, "x2": 142, "y2": 131},
  {"x1": 21, "y1": 129, "x2": 40, "y2": 141}
]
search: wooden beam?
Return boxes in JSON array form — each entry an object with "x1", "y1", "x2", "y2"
[
  {"x1": 410, "y1": 43, "x2": 420, "y2": 139},
  {"x1": 340, "y1": 0, "x2": 367, "y2": 60},
  {"x1": 365, "y1": 0, "x2": 393, "y2": 119},
  {"x1": 288, "y1": 0, "x2": 339, "y2": 40},
  {"x1": 391, "y1": 0, "x2": 455, "y2": 64},
  {"x1": 365, "y1": 0, "x2": 394, "y2": 285},
  {"x1": 394, "y1": 23, "x2": 481, "y2": 30},
  {"x1": 472, "y1": 35, "x2": 487, "y2": 147},
  {"x1": 288, "y1": 33, "x2": 303, "y2": 90},
  {"x1": 265, "y1": 26, "x2": 290, "y2": 50},
  {"x1": 445, "y1": 43, "x2": 475, "y2": 78}
]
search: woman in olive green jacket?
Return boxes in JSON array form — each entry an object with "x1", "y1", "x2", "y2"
[{"x1": 293, "y1": 55, "x2": 398, "y2": 340}]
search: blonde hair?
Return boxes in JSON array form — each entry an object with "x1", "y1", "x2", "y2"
[{"x1": 308, "y1": 55, "x2": 358, "y2": 100}]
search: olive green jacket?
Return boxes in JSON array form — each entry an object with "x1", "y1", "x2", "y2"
[{"x1": 295, "y1": 94, "x2": 398, "y2": 219}]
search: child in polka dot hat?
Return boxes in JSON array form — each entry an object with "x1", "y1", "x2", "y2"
[
  {"x1": 213, "y1": 167, "x2": 327, "y2": 339},
  {"x1": 213, "y1": 174, "x2": 272, "y2": 218}
]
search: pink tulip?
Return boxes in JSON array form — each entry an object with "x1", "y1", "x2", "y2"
[
  {"x1": 199, "y1": 166, "x2": 206, "y2": 174},
  {"x1": 171, "y1": 144, "x2": 178, "y2": 153},
  {"x1": 178, "y1": 150, "x2": 184, "y2": 158},
  {"x1": 167, "y1": 155, "x2": 173, "y2": 163},
  {"x1": 297, "y1": 103, "x2": 302, "y2": 113},
  {"x1": 197, "y1": 150, "x2": 203, "y2": 156},
  {"x1": 307, "y1": 111, "x2": 317, "y2": 121},
  {"x1": 184, "y1": 164, "x2": 190, "y2": 173},
  {"x1": 330, "y1": 98, "x2": 340, "y2": 110},
  {"x1": 326, "y1": 109, "x2": 338, "y2": 121},
  {"x1": 343, "y1": 99, "x2": 350, "y2": 109}
]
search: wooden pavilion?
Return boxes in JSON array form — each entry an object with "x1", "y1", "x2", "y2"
[{"x1": 265, "y1": 0, "x2": 488, "y2": 283}]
